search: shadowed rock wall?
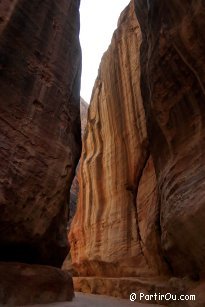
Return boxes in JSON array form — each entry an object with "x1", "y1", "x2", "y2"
[
  {"x1": 0, "y1": 0, "x2": 81, "y2": 267},
  {"x1": 135, "y1": 0, "x2": 205, "y2": 279}
]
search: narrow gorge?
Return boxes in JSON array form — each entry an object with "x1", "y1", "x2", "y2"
[{"x1": 0, "y1": 0, "x2": 205, "y2": 306}]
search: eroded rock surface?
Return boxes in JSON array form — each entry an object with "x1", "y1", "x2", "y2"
[
  {"x1": 69, "y1": 0, "x2": 205, "y2": 303},
  {"x1": 63, "y1": 98, "x2": 88, "y2": 273},
  {"x1": 69, "y1": 1, "x2": 168, "y2": 279},
  {"x1": 0, "y1": 0, "x2": 81, "y2": 267},
  {"x1": 135, "y1": 0, "x2": 205, "y2": 279}
]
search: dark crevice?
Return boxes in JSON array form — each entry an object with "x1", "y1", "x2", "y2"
[
  {"x1": 156, "y1": 194, "x2": 173, "y2": 275},
  {"x1": 133, "y1": 147, "x2": 150, "y2": 267}
]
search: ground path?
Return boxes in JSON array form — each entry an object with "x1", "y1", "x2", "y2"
[{"x1": 30, "y1": 292, "x2": 165, "y2": 307}]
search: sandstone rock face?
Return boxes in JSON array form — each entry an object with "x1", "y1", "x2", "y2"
[
  {"x1": 64, "y1": 98, "x2": 88, "y2": 273},
  {"x1": 70, "y1": 0, "x2": 205, "y2": 301},
  {"x1": 0, "y1": 262, "x2": 74, "y2": 305},
  {"x1": 69, "y1": 1, "x2": 168, "y2": 278},
  {"x1": 0, "y1": 0, "x2": 81, "y2": 267},
  {"x1": 135, "y1": 0, "x2": 205, "y2": 278}
]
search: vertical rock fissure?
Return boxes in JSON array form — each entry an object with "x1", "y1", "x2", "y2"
[
  {"x1": 133, "y1": 148, "x2": 150, "y2": 266},
  {"x1": 155, "y1": 193, "x2": 173, "y2": 275}
]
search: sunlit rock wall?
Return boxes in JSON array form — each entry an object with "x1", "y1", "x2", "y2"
[{"x1": 69, "y1": 1, "x2": 168, "y2": 278}]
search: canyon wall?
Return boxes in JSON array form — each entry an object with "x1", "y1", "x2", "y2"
[
  {"x1": 70, "y1": 0, "x2": 205, "y2": 302},
  {"x1": 135, "y1": 0, "x2": 205, "y2": 279},
  {"x1": 69, "y1": 1, "x2": 168, "y2": 279},
  {"x1": 0, "y1": 0, "x2": 81, "y2": 268}
]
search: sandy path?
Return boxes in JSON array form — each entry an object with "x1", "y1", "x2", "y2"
[{"x1": 29, "y1": 292, "x2": 164, "y2": 307}]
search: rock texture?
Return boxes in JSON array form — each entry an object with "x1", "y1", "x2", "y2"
[
  {"x1": 63, "y1": 98, "x2": 88, "y2": 274},
  {"x1": 135, "y1": 0, "x2": 205, "y2": 279},
  {"x1": 0, "y1": 0, "x2": 81, "y2": 267},
  {"x1": 0, "y1": 262, "x2": 74, "y2": 305},
  {"x1": 69, "y1": 1, "x2": 168, "y2": 278},
  {"x1": 70, "y1": 0, "x2": 205, "y2": 303}
]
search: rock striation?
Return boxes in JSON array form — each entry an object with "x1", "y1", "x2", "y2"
[
  {"x1": 63, "y1": 97, "x2": 88, "y2": 274},
  {"x1": 70, "y1": 0, "x2": 205, "y2": 303},
  {"x1": 0, "y1": 0, "x2": 81, "y2": 268},
  {"x1": 69, "y1": 0, "x2": 168, "y2": 279}
]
